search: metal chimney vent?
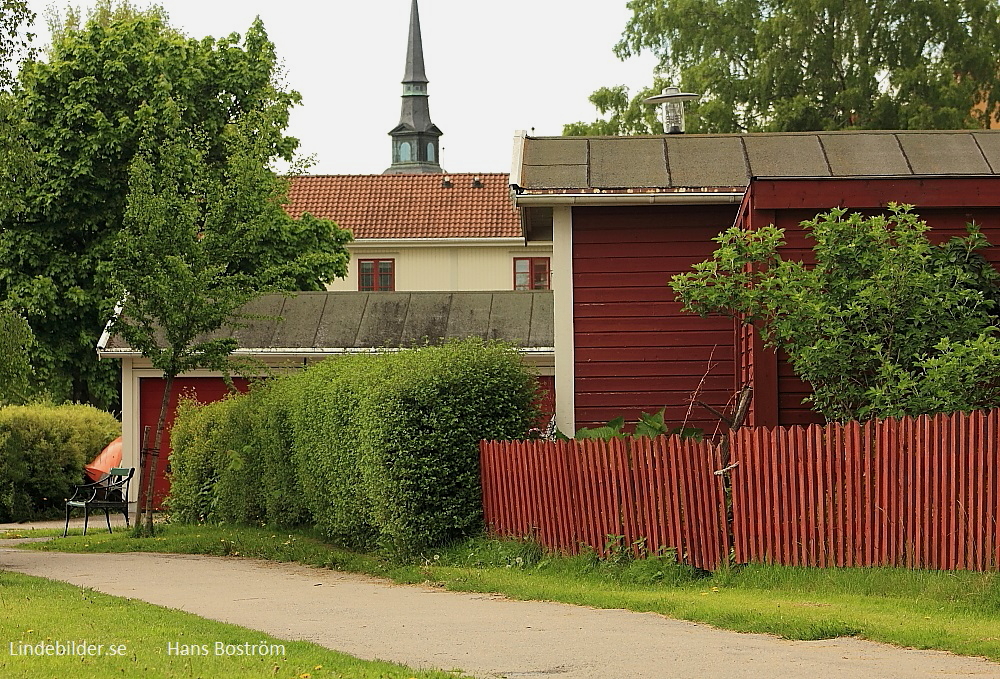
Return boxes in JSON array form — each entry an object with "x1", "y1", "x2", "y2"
[{"x1": 643, "y1": 86, "x2": 701, "y2": 134}]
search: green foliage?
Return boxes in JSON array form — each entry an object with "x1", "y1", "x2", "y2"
[
  {"x1": 0, "y1": 309, "x2": 34, "y2": 405},
  {"x1": 166, "y1": 396, "x2": 234, "y2": 524},
  {"x1": 670, "y1": 205, "x2": 1000, "y2": 421},
  {"x1": 569, "y1": 0, "x2": 1000, "y2": 134},
  {"x1": 286, "y1": 355, "x2": 376, "y2": 549},
  {"x1": 354, "y1": 341, "x2": 538, "y2": 557},
  {"x1": 168, "y1": 340, "x2": 539, "y2": 556},
  {"x1": 574, "y1": 408, "x2": 704, "y2": 440},
  {"x1": 575, "y1": 416, "x2": 626, "y2": 440},
  {"x1": 0, "y1": 403, "x2": 119, "y2": 521},
  {"x1": 0, "y1": 0, "x2": 36, "y2": 217},
  {"x1": 167, "y1": 381, "x2": 309, "y2": 528},
  {"x1": 563, "y1": 78, "x2": 668, "y2": 136},
  {"x1": 110, "y1": 108, "x2": 350, "y2": 384},
  {"x1": 0, "y1": 1, "x2": 337, "y2": 408}
]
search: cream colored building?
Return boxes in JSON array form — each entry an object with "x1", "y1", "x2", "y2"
[{"x1": 286, "y1": 172, "x2": 553, "y2": 294}]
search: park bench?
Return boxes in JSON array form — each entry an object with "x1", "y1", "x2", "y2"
[{"x1": 63, "y1": 467, "x2": 133, "y2": 537}]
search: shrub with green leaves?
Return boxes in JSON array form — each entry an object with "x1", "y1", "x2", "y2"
[
  {"x1": 355, "y1": 340, "x2": 539, "y2": 556},
  {"x1": 168, "y1": 339, "x2": 538, "y2": 555},
  {"x1": 285, "y1": 355, "x2": 375, "y2": 549},
  {"x1": 0, "y1": 403, "x2": 120, "y2": 521},
  {"x1": 670, "y1": 205, "x2": 1000, "y2": 421},
  {"x1": 168, "y1": 381, "x2": 309, "y2": 527},
  {"x1": 167, "y1": 395, "x2": 237, "y2": 524}
]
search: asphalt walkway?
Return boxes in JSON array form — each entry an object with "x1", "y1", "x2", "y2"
[{"x1": 2, "y1": 544, "x2": 1000, "y2": 679}]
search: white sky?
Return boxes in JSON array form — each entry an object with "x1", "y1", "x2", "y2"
[{"x1": 26, "y1": 0, "x2": 661, "y2": 175}]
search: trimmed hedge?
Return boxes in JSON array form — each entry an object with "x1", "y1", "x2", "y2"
[
  {"x1": 169, "y1": 339, "x2": 538, "y2": 555},
  {"x1": 0, "y1": 403, "x2": 121, "y2": 522}
]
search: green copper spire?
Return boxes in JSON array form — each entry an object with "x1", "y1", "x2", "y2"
[{"x1": 384, "y1": 0, "x2": 444, "y2": 174}]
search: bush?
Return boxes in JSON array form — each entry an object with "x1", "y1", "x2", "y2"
[
  {"x1": 167, "y1": 396, "x2": 234, "y2": 524},
  {"x1": 286, "y1": 355, "x2": 376, "y2": 549},
  {"x1": 355, "y1": 341, "x2": 539, "y2": 556},
  {"x1": 0, "y1": 403, "x2": 120, "y2": 521},
  {"x1": 168, "y1": 381, "x2": 309, "y2": 527},
  {"x1": 169, "y1": 339, "x2": 539, "y2": 555}
]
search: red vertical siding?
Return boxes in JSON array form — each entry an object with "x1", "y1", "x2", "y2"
[
  {"x1": 534, "y1": 375, "x2": 555, "y2": 427},
  {"x1": 138, "y1": 377, "x2": 250, "y2": 509},
  {"x1": 572, "y1": 205, "x2": 740, "y2": 432}
]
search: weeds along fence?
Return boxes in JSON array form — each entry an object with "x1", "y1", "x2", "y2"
[{"x1": 480, "y1": 408, "x2": 1000, "y2": 572}]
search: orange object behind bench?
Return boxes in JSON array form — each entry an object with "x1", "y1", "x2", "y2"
[{"x1": 84, "y1": 436, "x2": 123, "y2": 482}]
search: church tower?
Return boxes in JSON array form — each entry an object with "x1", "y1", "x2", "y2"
[{"x1": 384, "y1": 0, "x2": 444, "y2": 174}]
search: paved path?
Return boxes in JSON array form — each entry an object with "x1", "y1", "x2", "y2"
[{"x1": 2, "y1": 548, "x2": 999, "y2": 678}]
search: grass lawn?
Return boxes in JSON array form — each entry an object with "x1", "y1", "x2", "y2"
[
  {"x1": 0, "y1": 568, "x2": 462, "y2": 679},
  {"x1": 12, "y1": 523, "x2": 1000, "y2": 663}
]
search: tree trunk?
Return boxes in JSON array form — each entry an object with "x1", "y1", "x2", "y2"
[
  {"x1": 131, "y1": 425, "x2": 151, "y2": 527},
  {"x1": 136, "y1": 372, "x2": 174, "y2": 534}
]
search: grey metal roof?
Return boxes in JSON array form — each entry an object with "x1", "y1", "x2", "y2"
[
  {"x1": 514, "y1": 130, "x2": 1000, "y2": 192},
  {"x1": 99, "y1": 291, "x2": 554, "y2": 356}
]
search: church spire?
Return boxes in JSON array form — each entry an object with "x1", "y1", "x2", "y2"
[{"x1": 384, "y1": 0, "x2": 444, "y2": 174}]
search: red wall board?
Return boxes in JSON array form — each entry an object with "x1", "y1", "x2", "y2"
[
  {"x1": 575, "y1": 315, "x2": 731, "y2": 333},
  {"x1": 751, "y1": 178, "x2": 1000, "y2": 210},
  {"x1": 578, "y1": 346, "x2": 734, "y2": 363},
  {"x1": 534, "y1": 375, "x2": 556, "y2": 429},
  {"x1": 138, "y1": 377, "x2": 250, "y2": 509},
  {"x1": 572, "y1": 205, "x2": 740, "y2": 431}
]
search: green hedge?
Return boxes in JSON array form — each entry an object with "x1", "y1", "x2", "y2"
[
  {"x1": 0, "y1": 403, "x2": 121, "y2": 522},
  {"x1": 169, "y1": 339, "x2": 538, "y2": 555}
]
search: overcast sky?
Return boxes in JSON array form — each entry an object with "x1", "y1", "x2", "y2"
[{"x1": 25, "y1": 0, "x2": 661, "y2": 175}]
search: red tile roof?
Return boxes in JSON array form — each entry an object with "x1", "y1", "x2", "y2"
[{"x1": 285, "y1": 173, "x2": 521, "y2": 239}]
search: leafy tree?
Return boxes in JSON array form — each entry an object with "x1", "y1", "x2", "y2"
[
  {"x1": 0, "y1": 0, "x2": 36, "y2": 217},
  {"x1": 0, "y1": 310, "x2": 34, "y2": 405},
  {"x1": 111, "y1": 104, "x2": 351, "y2": 534},
  {"x1": 670, "y1": 205, "x2": 1000, "y2": 421},
  {"x1": 0, "y1": 1, "x2": 325, "y2": 409},
  {"x1": 565, "y1": 0, "x2": 1000, "y2": 135}
]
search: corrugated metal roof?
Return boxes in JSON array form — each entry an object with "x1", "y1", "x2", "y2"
[
  {"x1": 285, "y1": 173, "x2": 520, "y2": 239},
  {"x1": 515, "y1": 130, "x2": 1000, "y2": 193},
  {"x1": 99, "y1": 290, "x2": 553, "y2": 355}
]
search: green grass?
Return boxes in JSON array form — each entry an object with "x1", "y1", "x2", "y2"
[
  {"x1": 13, "y1": 523, "x2": 1000, "y2": 663},
  {"x1": 0, "y1": 569, "x2": 461, "y2": 679}
]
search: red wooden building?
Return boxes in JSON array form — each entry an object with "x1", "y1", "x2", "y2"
[{"x1": 511, "y1": 129, "x2": 1000, "y2": 435}]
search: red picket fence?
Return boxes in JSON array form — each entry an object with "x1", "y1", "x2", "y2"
[
  {"x1": 480, "y1": 408, "x2": 1000, "y2": 572},
  {"x1": 730, "y1": 409, "x2": 1000, "y2": 571},
  {"x1": 479, "y1": 437, "x2": 728, "y2": 570}
]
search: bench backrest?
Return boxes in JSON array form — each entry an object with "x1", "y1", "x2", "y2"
[{"x1": 97, "y1": 467, "x2": 133, "y2": 502}]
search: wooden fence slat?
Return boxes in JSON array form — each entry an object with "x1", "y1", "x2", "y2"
[
  {"x1": 984, "y1": 410, "x2": 1000, "y2": 568},
  {"x1": 480, "y1": 407, "x2": 1000, "y2": 574},
  {"x1": 730, "y1": 430, "x2": 747, "y2": 563}
]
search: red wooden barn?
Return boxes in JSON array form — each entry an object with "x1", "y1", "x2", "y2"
[{"x1": 510, "y1": 129, "x2": 1000, "y2": 435}]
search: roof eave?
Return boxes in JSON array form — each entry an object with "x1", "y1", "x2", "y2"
[
  {"x1": 514, "y1": 190, "x2": 747, "y2": 206},
  {"x1": 98, "y1": 346, "x2": 556, "y2": 359}
]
